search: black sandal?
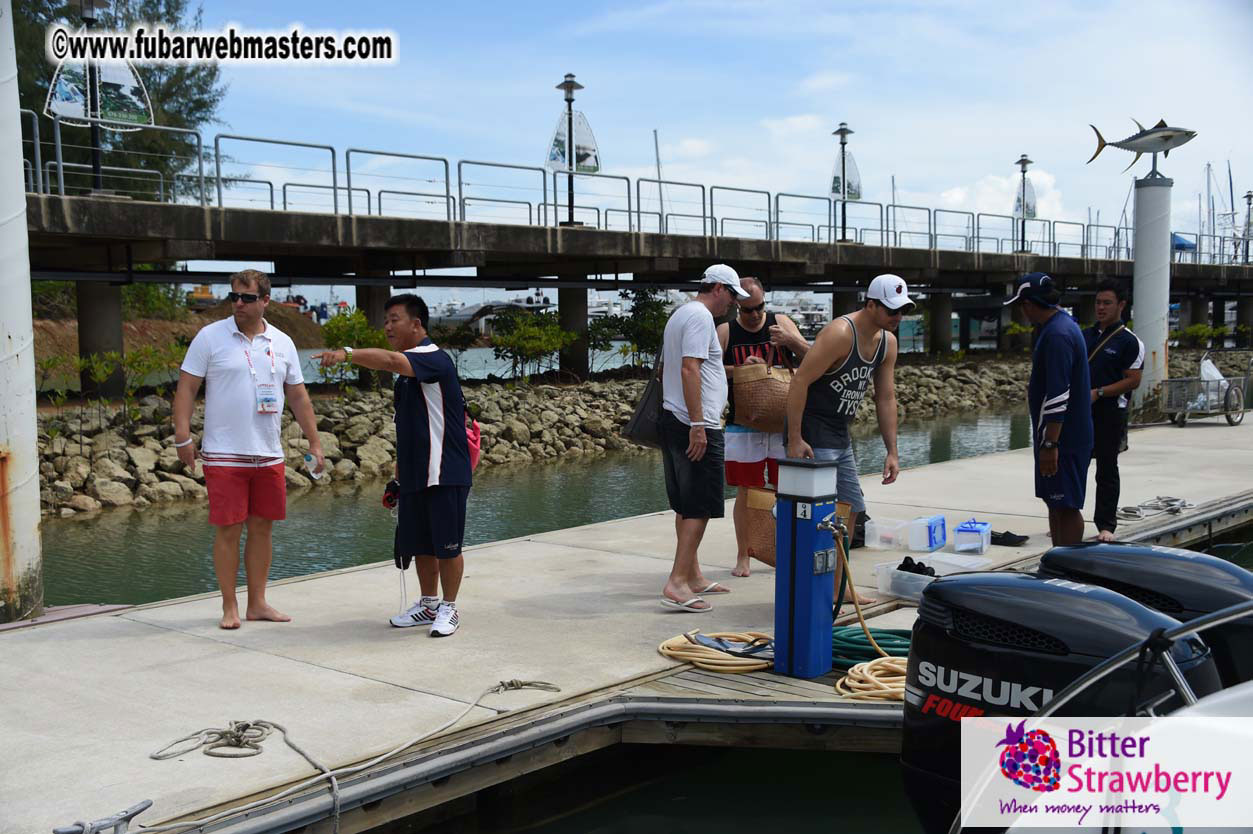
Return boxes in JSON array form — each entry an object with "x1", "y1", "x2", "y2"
[{"x1": 991, "y1": 531, "x2": 1029, "y2": 547}]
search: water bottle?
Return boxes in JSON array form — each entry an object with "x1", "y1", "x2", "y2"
[{"x1": 303, "y1": 453, "x2": 322, "y2": 480}]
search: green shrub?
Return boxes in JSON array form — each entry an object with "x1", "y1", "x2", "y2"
[
  {"x1": 319, "y1": 309, "x2": 387, "y2": 384},
  {"x1": 491, "y1": 309, "x2": 577, "y2": 381}
]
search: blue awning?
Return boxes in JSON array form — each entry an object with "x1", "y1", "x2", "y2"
[{"x1": 1172, "y1": 233, "x2": 1197, "y2": 251}]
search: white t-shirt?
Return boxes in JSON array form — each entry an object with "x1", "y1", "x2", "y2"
[
  {"x1": 181, "y1": 317, "x2": 304, "y2": 462},
  {"x1": 661, "y1": 300, "x2": 727, "y2": 428}
]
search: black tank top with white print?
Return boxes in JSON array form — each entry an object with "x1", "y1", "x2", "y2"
[{"x1": 800, "y1": 315, "x2": 886, "y2": 450}]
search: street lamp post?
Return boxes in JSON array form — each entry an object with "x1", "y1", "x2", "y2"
[
  {"x1": 833, "y1": 122, "x2": 853, "y2": 242},
  {"x1": 1015, "y1": 154, "x2": 1033, "y2": 253},
  {"x1": 80, "y1": 0, "x2": 103, "y2": 191},
  {"x1": 1244, "y1": 190, "x2": 1252, "y2": 265},
  {"x1": 555, "y1": 73, "x2": 583, "y2": 227}
]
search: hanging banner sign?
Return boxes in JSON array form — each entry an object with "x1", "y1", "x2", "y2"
[
  {"x1": 545, "y1": 110, "x2": 601, "y2": 174},
  {"x1": 829, "y1": 149, "x2": 862, "y2": 201},
  {"x1": 44, "y1": 28, "x2": 154, "y2": 130},
  {"x1": 1013, "y1": 177, "x2": 1038, "y2": 219}
]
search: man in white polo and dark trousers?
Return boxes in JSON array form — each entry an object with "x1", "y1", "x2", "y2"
[
  {"x1": 317, "y1": 294, "x2": 472, "y2": 637},
  {"x1": 174, "y1": 269, "x2": 325, "y2": 630},
  {"x1": 658, "y1": 264, "x2": 750, "y2": 613}
]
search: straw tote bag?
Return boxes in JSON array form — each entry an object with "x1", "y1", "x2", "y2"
[
  {"x1": 621, "y1": 353, "x2": 664, "y2": 449},
  {"x1": 731, "y1": 345, "x2": 795, "y2": 433}
]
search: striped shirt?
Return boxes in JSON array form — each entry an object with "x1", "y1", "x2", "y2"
[{"x1": 394, "y1": 340, "x2": 472, "y2": 491}]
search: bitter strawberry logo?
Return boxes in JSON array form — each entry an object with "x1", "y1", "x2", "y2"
[{"x1": 996, "y1": 720, "x2": 1061, "y2": 792}]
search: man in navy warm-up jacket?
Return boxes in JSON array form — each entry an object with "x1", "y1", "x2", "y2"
[{"x1": 1005, "y1": 272, "x2": 1093, "y2": 545}]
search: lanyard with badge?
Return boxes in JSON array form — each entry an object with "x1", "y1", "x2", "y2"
[{"x1": 243, "y1": 339, "x2": 280, "y2": 413}]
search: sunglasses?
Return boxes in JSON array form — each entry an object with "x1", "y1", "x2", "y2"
[
  {"x1": 227, "y1": 291, "x2": 262, "y2": 304},
  {"x1": 740, "y1": 302, "x2": 766, "y2": 314},
  {"x1": 883, "y1": 307, "x2": 905, "y2": 317}
]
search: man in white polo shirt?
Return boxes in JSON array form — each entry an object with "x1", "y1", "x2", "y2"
[{"x1": 173, "y1": 269, "x2": 324, "y2": 629}]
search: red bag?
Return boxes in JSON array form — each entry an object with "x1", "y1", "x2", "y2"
[{"x1": 466, "y1": 416, "x2": 481, "y2": 471}]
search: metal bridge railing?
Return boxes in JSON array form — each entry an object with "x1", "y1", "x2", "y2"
[
  {"x1": 457, "y1": 161, "x2": 547, "y2": 224},
  {"x1": 45, "y1": 161, "x2": 165, "y2": 201},
  {"x1": 551, "y1": 170, "x2": 630, "y2": 230},
  {"x1": 20, "y1": 109, "x2": 43, "y2": 193},
  {"x1": 215, "y1": 133, "x2": 331, "y2": 212},
  {"x1": 33, "y1": 124, "x2": 1250, "y2": 270},
  {"x1": 52, "y1": 114, "x2": 205, "y2": 204},
  {"x1": 346, "y1": 149, "x2": 451, "y2": 220},
  {"x1": 282, "y1": 182, "x2": 371, "y2": 215},
  {"x1": 377, "y1": 189, "x2": 456, "y2": 219},
  {"x1": 711, "y1": 185, "x2": 772, "y2": 240}
]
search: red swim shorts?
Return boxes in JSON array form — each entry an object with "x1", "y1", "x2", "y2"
[{"x1": 203, "y1": 463, "x2": 287, "y2": 526}]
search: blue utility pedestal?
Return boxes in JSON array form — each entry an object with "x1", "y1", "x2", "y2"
[{"x1": 774, "y1": 458, "x2": 839, "y2": 679}]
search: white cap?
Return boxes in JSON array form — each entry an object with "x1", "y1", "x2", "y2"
[
  {"x1": 866, "y1": 273, "x2": 914, "y2": 311},
  {"x1": 701, "y1": 263, "x2": 750, "y2": 298}
]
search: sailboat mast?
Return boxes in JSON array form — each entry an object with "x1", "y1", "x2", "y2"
[{"x1": 653, "y1": 129, "x2": 665, "y2": 225}]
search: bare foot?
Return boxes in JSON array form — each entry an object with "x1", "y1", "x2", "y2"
[
  {"x1": 245, "y1": 604, "x2": 291, "y2": 623},
  {"x1": 843, "y1": 591, "x2": 877, "y2": 607},
  {"x1": 1097, "y1": 530, "x2": 1115, "y2": 542},
  {"x1": 220, "y1": 610, "x2": 241, "y2": 630},
  {"x1": 732, "y1": 558, "x2": 751, "y2": 577}
]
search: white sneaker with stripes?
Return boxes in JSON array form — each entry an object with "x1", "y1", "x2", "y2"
[
  {"x1": 390, "y1": 597, "x2": 440, "y2": 628},
  {"x1": 430, "y1": 602, "x2": 459, "y2": 637}
]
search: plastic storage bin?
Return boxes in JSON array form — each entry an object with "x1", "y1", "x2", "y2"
[
  {"x1": 864, "y1": 517, "x2": 910, "y2": 549},
  {"x1": 953, "y1": 519, "x2": 992, "y2": 554},
  {"x1": 873, "y1": 553, "x2": 992, "y2": 602},
  {"x1": 908, "y1": 515, "x2": 947, "y2": 552}
]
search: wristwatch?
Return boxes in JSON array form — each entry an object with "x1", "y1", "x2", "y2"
[
  {"x1": 1097, "y1": 387, "x2": 1105, "y2": 399},
  {"x1": 1040, "y1": 440, "x2": 1059, "y2": 450},
  {"x1": 343, "y1": 346, "x2": 354, "y2": 361}
]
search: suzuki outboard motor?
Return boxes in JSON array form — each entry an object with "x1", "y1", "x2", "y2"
[
  {"x1": 901, "y1": 571, "x2": 1221, "y2": 834},
  {"x1": 1040, "y1": 542, "x2": 1253, "y2": 687}
]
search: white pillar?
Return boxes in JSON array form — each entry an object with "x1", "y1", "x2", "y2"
[
  {"x1": 0, "y1": 0, "x2": 45, "y2": 622},
  {"x1": 1131, "y1": 175, "x2": 1172, "y2": 408}
]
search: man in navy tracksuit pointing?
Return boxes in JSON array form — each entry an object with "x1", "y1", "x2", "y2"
[{"x1": 317, "y1": 294, "x2": 472, "y2": 637}]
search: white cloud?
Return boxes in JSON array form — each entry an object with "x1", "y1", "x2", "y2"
[{"x1": 798, "y1": 71, "x2": 853, "y2": 94}]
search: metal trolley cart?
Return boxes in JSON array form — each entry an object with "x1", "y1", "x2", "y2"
[{"x1": 1163, "y1": 350, "x2": 1250, "y2": 426}]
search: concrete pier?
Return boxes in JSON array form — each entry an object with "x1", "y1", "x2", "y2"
[
  {"x1": 558, "y1": 281, "x2": 589, "y2": 379},
  {"x1": 2, "y1": 421, "x2": 1250, "y2": 833}
]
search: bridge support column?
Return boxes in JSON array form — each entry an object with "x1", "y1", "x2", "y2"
[
  {"x1": 1000, "y1": 299, "x2": 1031, "y2": 354},
  {"x1": 559, "y1": 281, "x2": 589, "y2": 380},
  {"x1": 1237, "y1": 298, "x2": 1253, "y2": 348},
  {"x1": 1211, "y1": 299, "x2": 1228, "y2": 340},
  {"x1": 356, "y1": 282, "x2": 391, "y2": 389},
  {"x1": 831, "y1": 290, "x2": 859, "y2": 318},
  {"x1": 958, "y1": 312, "x2": 972, "y2": 352},
  {"x1": 927, "y1": 293, "x2": 953, "y2": 355},
  {"x1": 1187, "y1": 296, "x2": 1210, "y2": 329},
  {"x1": 76, "y1": 282, "x2": 125, "y2": 398},
  {"x1": 1076, "y1": 294, "x2": 1096, "y2": 328}
]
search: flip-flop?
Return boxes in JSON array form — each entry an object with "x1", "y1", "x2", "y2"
[
  {"x1": 660, "y1": 597, "x2": 712, "y2": 613},
  {"x1": 697, "y1": 583, "x2": 731, "y2": 595}
]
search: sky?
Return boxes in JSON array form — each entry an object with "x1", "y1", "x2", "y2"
[{"x1": 149, "y1": 0, "x2": 1253, "y2": 305}]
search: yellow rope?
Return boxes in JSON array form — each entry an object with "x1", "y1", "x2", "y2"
[
  {"x1": 831, "y1": 521, "x2": 907, "y2": 702},
  {"x1": 658, "y1": 631, "x2": 773, "y2": 674}
]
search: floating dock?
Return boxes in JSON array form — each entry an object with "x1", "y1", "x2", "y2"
[{"x1": 3, "y1": 422, "x2": 1250, "y2": 834}]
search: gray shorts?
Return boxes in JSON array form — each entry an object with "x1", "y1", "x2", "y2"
[{"x1": 812, "y1": 446, "x2": 865, "y2": 513}]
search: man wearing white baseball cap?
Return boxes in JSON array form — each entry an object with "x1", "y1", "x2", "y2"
[
  {"x1": 785, "y1": 273, "x2": 913, "y2": 607},
  {"x1": 658, "y1": 264, "x2": 749, "y2": 613}
]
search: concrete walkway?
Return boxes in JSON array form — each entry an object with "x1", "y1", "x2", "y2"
[{"x1": 3, "y1": 421, "x2": 1249, "y2": 834}]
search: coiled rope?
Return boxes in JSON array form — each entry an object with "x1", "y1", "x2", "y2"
[
  {"x1": 1117, "y1": 495, "x2": 1194, "y2": 521},
  {"x1": 141, "y1": 679, "x2": 561, "y2": 834},
  {"x1": 658, "y1": 631, "x2": 773, "y2": 673}
]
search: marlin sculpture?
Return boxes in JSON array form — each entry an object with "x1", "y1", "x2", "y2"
[{"x1": 1088, "y1": 120, "x2": 1197, "y2": 171}]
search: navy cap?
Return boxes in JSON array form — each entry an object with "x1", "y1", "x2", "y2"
[{"x1": 1004, "y1": 272, "x2": 1061, "y2": 308}]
